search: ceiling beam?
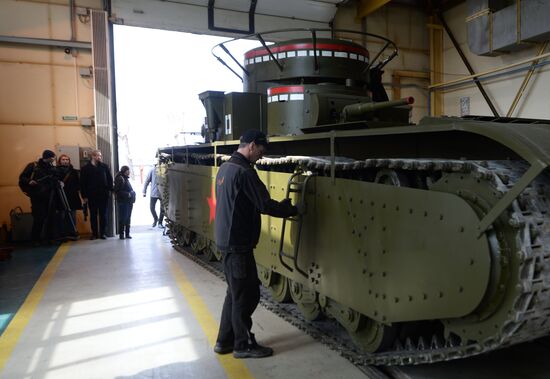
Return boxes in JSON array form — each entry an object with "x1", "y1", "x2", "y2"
[{"x1": 356, "y1": 0, "x2": 392, "y2": 19}]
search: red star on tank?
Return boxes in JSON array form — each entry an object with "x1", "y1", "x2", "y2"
[{"x1": 206, "y1": 183, "x2": 216, "y2": 224}]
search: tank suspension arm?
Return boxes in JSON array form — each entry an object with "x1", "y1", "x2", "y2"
[
  {"x1": 342, "y1": 97, "x2": 414, "y2": 121},
  {"x1": 477, "y1": 160, "x2": 547, "y2": 236},
  {"x1": 257, "y1": 34, "x2": 283, "y2": 72},
  {"x1": 366, "y1": 40, "x2": 389, "y2": 71},
  {"x1": 312, "y1": 30, "x2": 319, "y2": 72},
  {"x1": 220, "y1": 44, "x2": 249, "y2": 77},
  {"x1": 375, "y1": 48, "x2": 398, "y2": 71},
  {"x1": 214, "y1": 54, "x2": 243, "y2": 82},
  {"x1": 279, "y1": 169, "x2": 314, "y2": 277}
]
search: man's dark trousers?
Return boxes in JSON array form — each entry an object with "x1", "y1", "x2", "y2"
[
  {"x1": 30, "y1": 196, "x2": 50, "y2": 242},
  {"x1": 216, "y1": 251, "x2": 261, "y2": 349},
  {"x1": 88, "y1": 196, "x2": 108, "y2": 237},
  {"x1": 150, "y1": 197, "x2": 164, "y2": 224}
]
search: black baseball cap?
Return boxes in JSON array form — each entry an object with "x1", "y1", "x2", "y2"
[
  {"x1": 240, "y1": 130, "x2": 268, "y2": 147},
  {"x1": 42, "y1": 149, "x2": 56, "y2": 159}
]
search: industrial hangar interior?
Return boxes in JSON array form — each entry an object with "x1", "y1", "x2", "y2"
[{"x1": 1, "y1": 0, "x2": 550, "y2": 378}]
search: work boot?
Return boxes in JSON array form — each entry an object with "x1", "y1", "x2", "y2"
[
  {"x1": 119, "y1": 232, "x2": 125, "y2": 240},
  {"x1": 125, "y1": 225, "x2": 132, "y2": 239},
  {"x1": 152, "y1": 220, "x2": 157, "y2": 227},
  {"x1": 233, "y1": 344, "x2": 273, "y2": 359},
  {"x1": 213, "y1": 342, "x2": 233, "y2": 355}
]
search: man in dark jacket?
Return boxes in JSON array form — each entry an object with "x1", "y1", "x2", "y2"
[
  {"x1": 19, "y1": 149, "x2": 58, "y2": 244},
  {"x1": 214, "y1": 130, "x2": 298, "y2": 359},
  {"x1": 80, "y1": 149, "x2": 113, "y2": 239}
]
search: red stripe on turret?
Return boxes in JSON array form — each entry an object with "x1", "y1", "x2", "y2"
[
  {"x1": 267, "y1": 86, "x2": 305, "y2": 96},
  {"x1": 245, "y1": 43, "x2": 369, "y2": 59}
]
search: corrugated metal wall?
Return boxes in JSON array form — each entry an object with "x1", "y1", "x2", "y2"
[{"x1": 0, "y1": 0, "x2": 101, "y2": 230}]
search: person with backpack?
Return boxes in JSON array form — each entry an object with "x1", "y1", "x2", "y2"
[{"x1": 18, "y1": 150, "x2": 58, "y2": 244}]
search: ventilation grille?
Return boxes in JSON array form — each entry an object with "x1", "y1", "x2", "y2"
[{"x1": 91, "y1": 10, "x2": 113, "y2": 169}]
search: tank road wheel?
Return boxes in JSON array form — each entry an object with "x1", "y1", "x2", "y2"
[
  {"x1": 203, "y1": 240, "x2": 216, "y2": 261},
  {"x1": 169, "y1": 223, "x2": 182, "y2": 245},
  {"x1": 269, "y1": 274, "x2": 291, "y2": 303},
  {"x1": 203, "y1": 240, "x2": 221, "y2": 262},
  {"x1": 348, "y1": 315, "x2": 397, "y2": 354},
  {"x1": 182, "y1": 228, "x2": 193, "y2": 246},
  {"x1": 320, "y1": 296, "x2": 396, "y2": 353},
  {"x1": 374, "y1": 169, "x2": 410, "y2": 187},
  {"x1": 190, "y1": 234, "x2": 206, "y2": 254},
  {"x1": 213, "y1": 247, "x2": 222, "y2": 261},
  {"x1": 289, "y1": 279, "x2": 322, "y2": 321},
  {"x1": 256, "y1": 264, "x2": 291, "y2": 302}
]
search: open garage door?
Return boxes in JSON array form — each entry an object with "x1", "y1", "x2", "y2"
[{"x1": 110, "y1": 0, "x2": 344, "y2": 38}]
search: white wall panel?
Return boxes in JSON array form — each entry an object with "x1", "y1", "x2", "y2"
[
  {"x1": 112, "y1": 0, "x2": 328, "y2": 39},
  {"x1": 442, "y1": 3, "x2": 550, "y2": 119},
  {"x1": 0, "y1": 0, "x2": 101, "y2": 226}
]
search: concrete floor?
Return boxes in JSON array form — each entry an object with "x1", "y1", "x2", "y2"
[{"x1": 0, "y1": 226, "x2": 366, "y2": 379}]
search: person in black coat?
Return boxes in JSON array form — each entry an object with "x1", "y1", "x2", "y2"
[
  {"x1": 214, "y1": 130, "x2": 299, "y2": 359},
  {"x1": 80, "y1": 149, "x2": 113, "y2": 239},
  {"x1": 114, "y1": 165, "x2": 136, "y2": 239},
  {"x1": 18, "y1": 149, "x2": 58, "y2": 244},
  {"x1": 56, "y1": 154, "x2": 82, "y2": 240}
]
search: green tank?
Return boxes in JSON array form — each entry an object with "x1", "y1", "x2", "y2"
[{"x1": 157, "y1": 29, "x2": 550, "y2": 365}]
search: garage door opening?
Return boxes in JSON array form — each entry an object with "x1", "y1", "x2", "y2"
[{"x1": 113, "y1": 25, "x2": 261, "y2": 226}]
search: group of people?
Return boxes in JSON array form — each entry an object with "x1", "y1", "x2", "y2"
[
  {"x1": 18, "y1": 148, "x2": 164, "y2": 244},
  {"x1": 18, "y1": 129, "x2": 296, "y2": 360},
  {"x1": 19, "y1": 149, "x2": 82, "y2": 243}
]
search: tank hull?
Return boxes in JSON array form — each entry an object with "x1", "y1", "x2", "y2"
[{"x1": 159, "y1": 120, "x2": 550, "y2": 364}]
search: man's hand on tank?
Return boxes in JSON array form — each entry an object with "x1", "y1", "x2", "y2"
[{"x1": 280, "y1": 198, "x2": 292, "y2": 207}]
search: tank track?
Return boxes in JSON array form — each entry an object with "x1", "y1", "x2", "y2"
[
  {"x1": 165, "y1": 156, "x2": 550, "y2": 365},
  {"x1": 170, "y1": 244, "x2": 391, "y2": 378}
]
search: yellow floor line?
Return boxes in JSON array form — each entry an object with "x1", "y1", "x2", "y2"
[
  {"x1": 169, "y1": 257, "x2": 254, "y2": 379},
  {"x1": 0, "y1": 242, "x2": 71, "y2": 372}
]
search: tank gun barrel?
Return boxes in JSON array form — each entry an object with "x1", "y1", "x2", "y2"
[{"x1": 342, "y1": 97, "x2": 414, "y2": 121}]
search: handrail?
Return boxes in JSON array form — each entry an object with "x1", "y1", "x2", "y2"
[
  {"x1": 278, "y1": 169, "x2": 314, "y2": 278},
  {"x1": 211, "y1": 28, "x2": 399, "y2": 82}
]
